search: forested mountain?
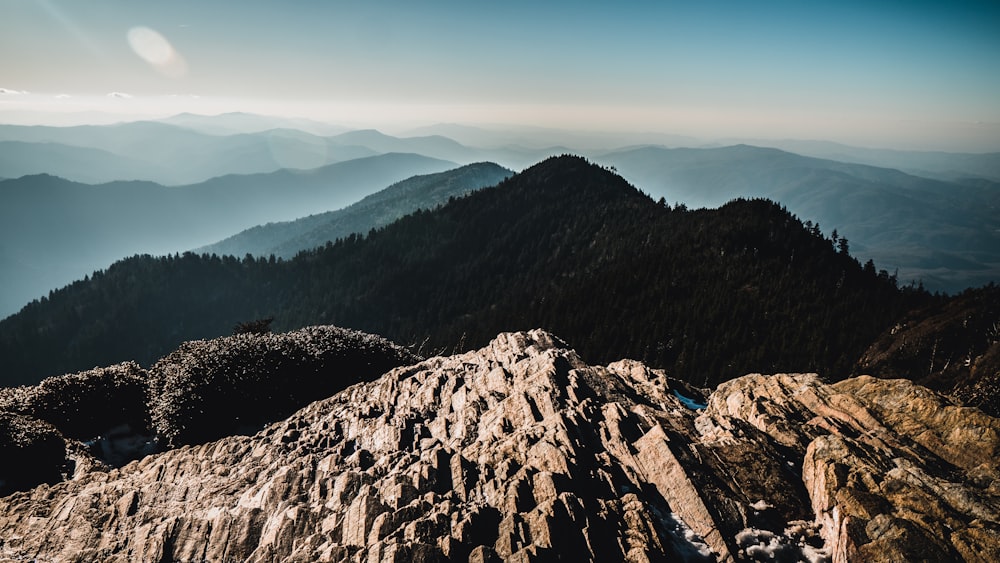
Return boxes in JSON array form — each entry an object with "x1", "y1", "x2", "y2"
[
  {"x1": 598, "y1": 145, "x2": 1000, "y2": 293},
  {"x1": 198, "y1": 162, "x2": 512, "y2": 259},
  {"x1": 0, "y1": 153, "x2": 455, "y2": 319},
  {"x1": 0, "y1": 155, "x2": 922, "y2": 386}
]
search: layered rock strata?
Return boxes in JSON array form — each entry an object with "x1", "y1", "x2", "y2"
[{"x1": 1, "y1": 330, "x2": 997, "y2": 562}]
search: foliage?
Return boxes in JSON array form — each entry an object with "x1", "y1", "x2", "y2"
[
  {"x1": 146, "y1": 326, "x2": 419, "y2": 446},
  {"x1": 0, "y1": 362, "x2": 147, "y2": 440},
  {"x1": 234, "y1": 317, "x2": 274, "y2": 335},
  {"x1": 0, "y1": 411, "x2": 66, "y2": 496}
]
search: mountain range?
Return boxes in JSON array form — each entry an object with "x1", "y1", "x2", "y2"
[
  {"x1": 0, "y1": 121, "x2": 557, "y2": 185},
  {"x1": 197, "y1": 162, "x2": 513, "y2": 259},
  {"x1": 0, "y1": 156, "x2": 919, "y2": 387},
  {"x1": 2, "y1": 115, "x2": 996, "y2": 308},
  {"x1": 1, "y1": 116, "x2": 999, "y2": 561},
  {"x1": 0, "y1": 153, "x2": 455, "y2": 319},
  {"x1": 598, "y1": 145, "x2": 1000, "y2": 293}
]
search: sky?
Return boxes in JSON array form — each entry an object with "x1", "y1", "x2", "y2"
[{"x1": 1, "y1": 0, "x2": 999, "y2": 150}]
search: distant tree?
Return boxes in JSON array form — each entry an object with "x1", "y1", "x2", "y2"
[
  {"x1": 864, "y1": 259, "x2": 877, "y2": 276},
  {"x1": 233, "y1": 317, "x2": 274, "y2": 335},
  {"x1": 837, "y1": 236, "x2": 849, "y2": 255}
]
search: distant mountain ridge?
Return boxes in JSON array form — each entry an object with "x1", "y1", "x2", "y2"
[
  {"x1": 0, "y1": 155, "x2": 917, "y2": 387},
  {"x1": 0, "y1": 153, "x2": 456, "y2": 319},
  {"x1": 597, "y1": 144, "x2": 1000, "y2": 293},
  {"x1": 0, "y1": 121, "x2": 378, "y2": 185},
  {"x1": 197, "y1": 162, "x2": 513, "y2": 259},
  {"x1": 0, "y1": 120, "x2": 554, "y2": 184},
  {"x1": 733, "y1": 138, "x2": 1000, "y2": 182}
]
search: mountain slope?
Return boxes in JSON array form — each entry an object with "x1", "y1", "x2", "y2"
[
  {"x1": 1, "y1": 330, "x2": 996, "y2": 561},
  {"x1": 0, "y1": 141, "x2": 171, "y2": 185},
  {"x1": 198, "y1": 162, "x2": 512, "y2": 259},
  {"x1": 857, "y1": 284, "x2": 1000, "y2": 416},
  {"x1": 0, "y1": 153, "x2": 456, "y2": 319},
  {"x1": 597, "y1": 145, "x2": 1000, "y2": 293},
  {"x1": 0, "y1": 155, "x2": 917, "y2": 386}
]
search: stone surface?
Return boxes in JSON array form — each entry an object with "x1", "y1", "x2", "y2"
[{"x1": 0, "y1": 330, "x2": 997, "y2": 562}]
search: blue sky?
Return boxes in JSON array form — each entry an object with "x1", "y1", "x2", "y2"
[{"x1": 1, "y1": 0, "x2": 998, "y2": 149}]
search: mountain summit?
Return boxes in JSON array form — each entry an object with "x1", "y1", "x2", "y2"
[
  {"x1": 1, "y1": 330, "x2": 996, "y2": 561},
  {"x1": 0, "y1": 155, "x2": 916, "y2": 386}
]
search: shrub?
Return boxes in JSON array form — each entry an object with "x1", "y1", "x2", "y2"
[
  {"x1": 147, "y1": 325, "x2": 419, "y2": 446},
  {"x1": 0, "y1": 412, "x2": 66, "y2": 496},
  {"x1": 0, "y1": 362, "x2": 148, "y2": 440}
]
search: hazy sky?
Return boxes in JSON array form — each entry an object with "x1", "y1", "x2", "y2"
[{"x1": 1, "y1": 0, "x2": 999, "y2": 150}]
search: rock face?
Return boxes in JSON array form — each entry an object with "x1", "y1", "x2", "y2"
[{"x1": 1, "y1": 330, "x2": 997, "y2": 562}]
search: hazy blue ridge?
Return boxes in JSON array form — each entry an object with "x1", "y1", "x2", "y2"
[
  {"x1": 0, "y1": 153, "x2": 457, "y2": 319},
  {"x1": 197, "y1": 162, "x2": 512, "y2": 259}
]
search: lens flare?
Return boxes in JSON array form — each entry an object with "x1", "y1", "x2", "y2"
[{"x1": 127, "y1": 26, "x2": 187, "y2": 78}]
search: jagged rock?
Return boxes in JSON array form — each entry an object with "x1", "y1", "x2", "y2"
[{"x1": 0, "y1": 330, "x2": 997, "y2": 562}]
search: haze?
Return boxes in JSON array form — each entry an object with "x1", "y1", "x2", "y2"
[{"x1": 2, "y1": 0, "x2": 999, "y2": 151}]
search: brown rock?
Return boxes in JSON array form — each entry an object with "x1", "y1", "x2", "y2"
[{"x1": 0, "y1": 330, "x2": 997, "y2": 562}]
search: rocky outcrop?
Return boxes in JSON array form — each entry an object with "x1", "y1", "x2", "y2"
[
  {"x1": 0, "y1": 327, "x2": 419, "y2": 498},
  {"x1": 0, "y1": 330, "x2": 997, "y2": 562}
]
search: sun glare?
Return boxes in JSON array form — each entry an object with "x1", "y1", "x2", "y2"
[{"x1": 127, "y1": 26, "x2": 187, "y2": 78}]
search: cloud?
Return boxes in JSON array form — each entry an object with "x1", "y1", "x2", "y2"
[
  {"x1": 107, "y1": 92, "x2": 133, "y2": 99},
  {"x1": 54, "y1": 94, "x2": 72, "y2": 99},
  {"x1": 0, "y1": 88, "x2": 29, "y2": 95},
  {"x1": 128, "y1": 26, "x2": 188, "y2": 78}
]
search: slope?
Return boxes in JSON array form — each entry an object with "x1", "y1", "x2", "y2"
[
  {"x1": 198, "y1": 162, "x2": 512, "y2": 259},
  {"x1": 597, "y1": 145, "x2": 1000, "y2": 293},
  {"x1": 857, "y1": 283, "x2": 1000, "y2": 416},
  {"x1": 0, "y1": 153, "x2": 456, "y2": 319},
  {"x1": 0, "y1": 155, "x2": 918, "y2": 387}
]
